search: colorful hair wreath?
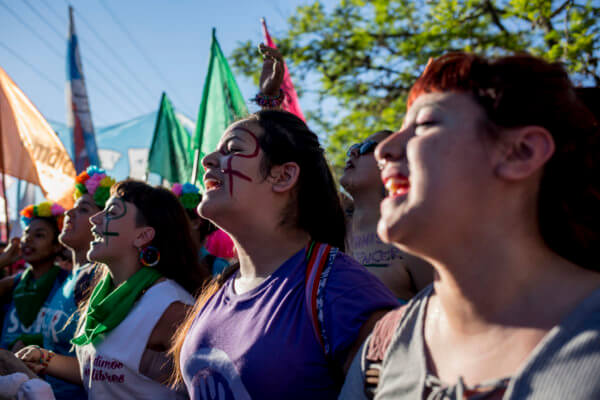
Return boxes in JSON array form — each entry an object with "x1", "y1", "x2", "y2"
[
  {"x1": 171, "y1": 182, "x2": 201, "y2": 211},
  {"x1": 20, "y1": 201, "x2": 66, "y2": 231},
  {"x1": 74, "y1": 165, "x2": 116, "y2": 208}
]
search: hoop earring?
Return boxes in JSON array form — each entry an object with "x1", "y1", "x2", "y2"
[{"x1": 139, "y1": 246, "x2": 160, "y2": 267}]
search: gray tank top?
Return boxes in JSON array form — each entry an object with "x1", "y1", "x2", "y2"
[{"x1": 366, "y1": 285, "x2": 600, "y2": 399}]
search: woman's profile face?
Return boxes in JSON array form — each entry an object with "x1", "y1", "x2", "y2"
[
  {"x1": 87, "y1": 196, "x2": 141, "y2": 265},
  {"x1": 198, "y1": 120, "x2": 272, "y2": 224},
  {"x1": 59, "y1": 194, "x2": 100, "y2": 252},
  {"x1": 375, "y1": 91, "x2": 498, "y2": 249},
  {"x1": 340, "y1": 131, "x2": 390, "y2": 194}
]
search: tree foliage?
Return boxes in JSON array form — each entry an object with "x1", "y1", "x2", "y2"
[{"x1": 231, "y1": 0, "x2": 600, "y2": 171}]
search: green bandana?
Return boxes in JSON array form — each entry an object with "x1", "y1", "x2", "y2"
[
  {"x1": 13, "y1": 265, "x2": 61, "y2": 327},
  {"x1": 71, "y1": 267, "x2": 162, "y2": 346}
]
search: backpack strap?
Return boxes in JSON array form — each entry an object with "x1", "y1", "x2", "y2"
[
  {"x1": 363, "y1": 305, "x2": 407, "y2": 399},
  {"x1": 305, "y1": 241, "x2": 338, "y2": 357}
]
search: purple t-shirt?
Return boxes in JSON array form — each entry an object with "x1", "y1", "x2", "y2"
[{"x1": 180, "y1": 247, "x2": 399, "y2": 400}]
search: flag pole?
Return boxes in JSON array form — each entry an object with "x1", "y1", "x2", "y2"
[
  {"x1": 191, "y1": 148, "x2": 201, "y2": 184},
  {"x1": 191, "y1": 27, "x2": 217, "y2": 185},
  {"x1": 0, "y1": 107, "x2": 10, "y2": 239}
]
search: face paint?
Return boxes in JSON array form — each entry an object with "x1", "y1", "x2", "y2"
[
  {"x1": 220, "y1": 127, "x2": 260, "y2": 197},
  {"x1": 102, "y1": 198, "x2": 127, "y2": 245}
]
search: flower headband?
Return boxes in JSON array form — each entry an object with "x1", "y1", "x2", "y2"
[
  {"x1": 172, "y1": 183, "x2": 201, "y2": 211},
  {"x1": 74, "y1": 165, "x2": 116, "y2": 208},
  {"x1": 20, "y1": 201, "x2": 66, "y2": 231}
]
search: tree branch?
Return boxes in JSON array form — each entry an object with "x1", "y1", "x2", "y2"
[{"x1": 484, "y1": 0, "x2": 508, "y2": 33}]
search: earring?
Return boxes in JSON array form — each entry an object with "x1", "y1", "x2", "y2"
[{"x1": 139, "y1": 246, "x2": 160, "y2": 267}]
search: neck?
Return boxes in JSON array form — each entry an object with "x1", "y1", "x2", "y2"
[
  {"x1": 106, "y1": 254, "x2": 140, "y2": 287},
  {"x1": 73, "y1": 248, "x2": 89, "y2": 271},
  {"x1": 30, "y1": 259, "x2": 55, "y2": 279},
  {"x1": 232, "y1": 225, "x2": 310, "y2": 279},
  {"x1": 425, "y1": 222, "x2": 593, "y2": 334},
  {"x1": 349, "y1": 187, "x2": 383, "y2": 230}
]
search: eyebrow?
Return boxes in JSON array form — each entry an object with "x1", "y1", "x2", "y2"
[{"x1": 220, "y1": 127, "x2": 258, "y2": 146}]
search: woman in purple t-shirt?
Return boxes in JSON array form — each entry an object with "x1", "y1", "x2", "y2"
[{"x1": 170, "y1": 73, "x2": 398, "y2": 397}]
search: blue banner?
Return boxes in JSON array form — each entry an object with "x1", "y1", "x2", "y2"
[{"x1": 66, "y1": 6, "x2": 100, "y2": 173}]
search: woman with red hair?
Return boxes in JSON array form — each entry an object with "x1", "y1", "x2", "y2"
[{"x1": 341, "y1": 53, "x2": 600, "y2": 399}]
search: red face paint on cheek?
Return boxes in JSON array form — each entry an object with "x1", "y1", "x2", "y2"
[{"x1": 221, "y1": 127, "x2": 260, "y2": 197}]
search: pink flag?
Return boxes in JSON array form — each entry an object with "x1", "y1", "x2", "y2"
[{"x1": 261, "y1": 18, "x2": 306, "y2": 121}]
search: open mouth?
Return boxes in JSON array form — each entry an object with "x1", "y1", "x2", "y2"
[
  {"x1": 204, "y1": 177, "x2": 223, "y2": 191},
  {"x1": 384, "y1": 175, "x2": 410, "y2": 197},
  {"x1": 91, "y1": 229, "x2": 104, "y2": 244}
]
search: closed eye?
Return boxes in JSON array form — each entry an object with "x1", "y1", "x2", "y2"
[{"x1": 414, "y1": 120, "x2": 437, "y2": 134}]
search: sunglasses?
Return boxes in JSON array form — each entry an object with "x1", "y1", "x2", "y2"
[{"x1": 347, "y1": 140, "x2": 378, "y2": 157}]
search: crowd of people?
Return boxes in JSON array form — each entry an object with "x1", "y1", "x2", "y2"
[{"x1": 0, "y1": 44, "x2": 599, "y2": 400}]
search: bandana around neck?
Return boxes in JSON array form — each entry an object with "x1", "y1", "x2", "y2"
[
  {"x1": 13, "y1": 265, "x2": 61, "y2": 327},
  {"x1": 71, "y1": 267, "x2": 163, "y2": 346}
]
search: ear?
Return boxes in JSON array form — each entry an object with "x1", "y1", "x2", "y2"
[
  {"x1": 133, "y1": 226, "x2": 156, "y2": 248},
  {"x1": 267, "y1": 162, "x2": 301, "y2": 193},
  {"x1": 495, "y1": 126, "x2": 555, "y2": 181}
]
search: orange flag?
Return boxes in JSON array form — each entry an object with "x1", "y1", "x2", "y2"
[{"x1": 0, "y1": 67, "x2": 76, "y2": 208}]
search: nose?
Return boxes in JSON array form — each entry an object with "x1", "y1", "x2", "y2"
[
  {"x1": 65, "y1": 207, "x2": 75, "y2": 218},
  {"x1": 375, "y1": 129, "x2": 410, "y2": 166},
  {"x1": 89, "y1": 210, "x2": 103, "y2": 226},
  {"x1": 201, "y1": 150, "x2": 221, "y2": 170}
]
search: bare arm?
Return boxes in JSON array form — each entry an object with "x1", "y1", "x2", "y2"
[
  {"x1": 16, "y1": 346, "x2": 82, "y2": 385},
  {"x1": 140, "y1": 301, "x2": 190, "y2": 384},
  {"x1": 0, "y1": 275, "x2": 15, "y2": 300}
]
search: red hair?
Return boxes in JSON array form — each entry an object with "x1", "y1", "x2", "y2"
[{"x1": 408, "y1": 52, "x2": 600, "y2": 270}]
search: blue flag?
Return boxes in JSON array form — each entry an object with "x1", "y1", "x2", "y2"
[{"x1": 66, "y1": 6, "x2": 100, "y2": 173}]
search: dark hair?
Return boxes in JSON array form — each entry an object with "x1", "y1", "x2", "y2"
[
  {"x1": 409, "y1": 52, "x2": 600, "y2": 271},
  {"x1": 251, "y1": 109, "x2": 346, "y2": 251},
  {"x1": 111, "y1": 180, "x2": 210, "y2": 293},
  {"x1": 169, "y1": 110, "x2": 348, "y2": 386},
  {"x1": 374, "y1": 129, "x2": 394, "y2": 138}
]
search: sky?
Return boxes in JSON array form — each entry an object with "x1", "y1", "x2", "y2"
[{"x1": 0, "y1": 0, "x2": 334, "y2": 127}]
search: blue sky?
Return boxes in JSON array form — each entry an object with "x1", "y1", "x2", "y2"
[{"x1": 0, "y1": 0, "x2": 333, "y2": 126}]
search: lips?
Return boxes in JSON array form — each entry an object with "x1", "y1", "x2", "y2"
[
  {"x1": 204, "y1": 172, "x2": 223, "y2": 192},
  {"x1": 21, "y1": 246, "x2": 34, "y2": 256},
  {"x1": 383, "y1": 174, "x2": 410, "y2": 197},
  {"x1": 91, "y1": 229, "x2": 104, "y2": 245}
]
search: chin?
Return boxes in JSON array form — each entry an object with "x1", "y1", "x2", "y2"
[
  {"x1": 197, "y1": 197, "x2": 225, "y2": 224},
  {"x1": 58, "y1": 231, "x2": 76, "y2": 249},
  {"x1": 87, "y1": 244, "x2": 106, "y2": 264}
]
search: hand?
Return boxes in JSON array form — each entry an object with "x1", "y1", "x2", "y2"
[
  {"x1": 0, "y1": 238, "x2": 20, "y2": 267},
  {"x1": 15, "y1": 346, "x2": 46, "y2": 375},
  {"x1": 0, "y1": 349, "x2": 37, "y2": 379},
  {"x1": 258, "y1": 43, "x2": 284, "y2": 97}
]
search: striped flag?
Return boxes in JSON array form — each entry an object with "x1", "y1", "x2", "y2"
[
  {"x1": 66, "y1": 6, "x2": 100, "y2": 173},
  {"x1": 261, "y1": 18, "x2": 305, "y2": 121}
]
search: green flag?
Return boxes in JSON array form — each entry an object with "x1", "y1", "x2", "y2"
[
  {"x1": 191, "y1": 28, "x2": 248, "y2": 186},
  {"x1": 147, "y1": 92, "x2": 191, "y2": 183}
]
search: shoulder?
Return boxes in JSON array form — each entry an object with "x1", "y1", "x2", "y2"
[
  {"x1": 146, "y1": 279, "x2": 194, "y2": 306},
  {"x1": 325, "y1": 252, "x2": 398, "y2": 305},
  {"x1": 147, "y1": 301, "x2": 191, "y2": 350}
]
